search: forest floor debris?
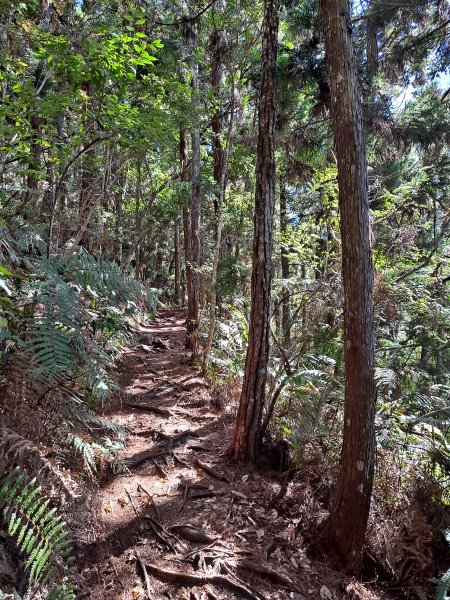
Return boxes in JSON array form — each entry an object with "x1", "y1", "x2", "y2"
[{"x1": 76, "y1": 310, "x2": 393, "y2": 599}]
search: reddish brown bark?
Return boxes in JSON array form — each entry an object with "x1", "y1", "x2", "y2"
[
  {"x1": 174, "y1": 217, "x2": 181, "y2": 305},
  {"x1": 320, "y1": 0, "x2": 376, "y2": 573},
  {"x1": 280, "y1": 184, "x2": 290, "y2": 344},
  {"x1": 230, "y1": 0, "x2": 278, "y2": 463}
]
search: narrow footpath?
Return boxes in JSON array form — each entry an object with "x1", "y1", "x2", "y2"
[{"x1": 77, "y1": 310, "x2": 341, "y2": 600}]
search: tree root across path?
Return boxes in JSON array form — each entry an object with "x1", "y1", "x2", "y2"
[
  {"x1": 134, "y1": 551, "x2": 265, "y2": 600},
  {"x1": 126, "y1": 430, "x2": 199, "y2": 469}
]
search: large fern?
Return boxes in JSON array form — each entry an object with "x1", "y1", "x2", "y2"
[
  {"x1": 0, "y1": 467, "x2": 75, "y2": 598},
  {"x1": 24, "y1": 249, "x2": 154, "y2": 387}
]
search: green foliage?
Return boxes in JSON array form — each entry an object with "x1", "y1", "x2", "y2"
[
  {"x1": 14, "y1": 248, "x2": 155, "y2": 393},
  {"x1": 0, "y1": 467, "x2": 74, "y2": 598}
]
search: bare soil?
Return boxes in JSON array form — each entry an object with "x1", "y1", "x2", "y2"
[{"x1": 76, "y1": 310, "x2": 385, "y2": 600}]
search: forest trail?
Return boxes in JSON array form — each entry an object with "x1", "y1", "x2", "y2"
[{"x1": 77, "y1": 310, "x2": 329, "y2": 600}]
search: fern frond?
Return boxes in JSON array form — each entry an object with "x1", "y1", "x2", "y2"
[
  {"x1": 375, "y1": 367, "x2": 397, "y2": 390},
  {"x1": 67, "y1": 434, "x2": 97, "y2": 475},
  {"x1": 0, "y1": 467, "x2": 74, "y2": 589},
  {"x1": 64, "y1": 401, "x2": 128, "y2": 436}
]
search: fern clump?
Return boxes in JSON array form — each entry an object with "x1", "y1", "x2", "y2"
[{"x1": 0, "y1": 467, "x2": 75, "y2": 598}]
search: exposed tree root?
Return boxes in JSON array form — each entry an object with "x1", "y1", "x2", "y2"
[
  {"x1": 170, "y1": 524, "x2": 215, "y2": 543},
  {"x1": 240, "y1": 558, "x2": 295, "y2": 588},
  {"x1": 137, "y1": 483, "x2": 161, "y2": 520},
  {"x1": 127, "y1": 431, "x2": 198, "y2": 469},
  {"x1": 136, "y1": 552, "x2": 153, "y2": 598},
  {"x1": 125, "y1": 401, "x2": 172, "y2": 417},
  {"x1": 194, "y1": 458, "x2": 230, "y2": 483},
  {"x1": 134, "y1": 553, "x2": 264, "y2": 600}
]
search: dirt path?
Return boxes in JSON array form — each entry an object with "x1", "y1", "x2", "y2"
[{"x1": 77, "y1": 311, "x2": 334, "y2": 600}]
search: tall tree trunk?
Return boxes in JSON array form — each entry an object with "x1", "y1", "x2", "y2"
[
  {"x1": 202, "y1": 71, "x2": 235, "y2": 374},
  {"x1": 134, "y1": 158, "x2": 142, "y2": 280},
  {"x1": 320, "y1": 0, "x2": 376, "y2": 573},
  {"x1": 187, "y1": 27, "x2": 202, "y2": 354},
  {"x1": 366, "y1": 9, "x2": 379, "y2": 82},
  {"x1": 115, "y1": 155, "x2": 127, "y2": 266},
  {"x1": 178, "y1": 4, "x2": 202, "y2": 353},
  {"x1": 78, "y1": 84, "x2": 97, "y2": 251},
  {"x1": 180, "y1": 128, "x2": 195, "y2": 345},
  {"x1": 230, "y1": 0, "x2": 278, "y2": 463},
  {"x1": 210, "y1": 5, "x2": 228, "y2": 211},
  {"x1": 25, "y1": 0, "x2": 50, "y2": 211},
  {"x1": 174, "y1": 217, "x2": 181, "y2": 305},
  {"x1": 280, "y1": 183, "x2": 290, "y2": 344}
]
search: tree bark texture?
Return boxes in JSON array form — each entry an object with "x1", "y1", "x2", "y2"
[
  {"x1": 202, "y1": 21, "x2": 234, "y2": 374},
  {"x1": 180, "y1": 11, "x2": 202, "y2": 353},
  {"x1": 280, "y1": 184, "x2": 290, "y2": 344},
  {"x1": 180, "y1": 128, "x2": 194, "y2": 332},
  {"x1": 188, "y1": 58, "x2": 202, "y2": 352},
  {"x1": 320, "y1": 0, "x2": 376, "y2": 573},
  {"x1": 230, "y1": 0, "x2": 278, "y2": 463},
  {"x1": 174, "y1": 217, "x2": 181, "y2": 305}
]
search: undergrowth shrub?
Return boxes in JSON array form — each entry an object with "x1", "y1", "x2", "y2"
[{"x1": 0, "y1": 222, "x2": 154, "y2": 486}]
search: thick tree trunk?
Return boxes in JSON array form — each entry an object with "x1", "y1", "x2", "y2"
[
  {"x1": 179, "y1": 7, "x2": 202, "y2": 353},
  {"x1": 189, "y1": 64, "x2": 202, "y2": 351},
  {"x1": 174, "y1": 217, "x2": 181, "y2": 305},
  {"x1": 280, "y1": 184, "x2": 290, "y2": 344},
  {"x1": 230, "y1": 0, "x2": 278, "y2": 463},
  {"x1": 180, "y1": 128, "x2": 196, "y2": 348},
  {"x1": 210, "y1": 10, "x2": 228, "y2": 212},
  {"x1": 320, "y1": 0, "x2": 376, "y2": 573}
]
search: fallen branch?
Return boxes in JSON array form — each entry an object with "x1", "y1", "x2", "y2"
[
  {"x1": 152, "y1": 458, "x2": 168, "y2": 478},
  {"x1": 194, "y1": 458, "x2": 230, "y2": 483},
  {"x1": 126, "y1": 449, "x2": 168, "y2": 469},
  {"x1": 172, "y1": 450, "x2": 191, "y2": 468},
  {"x1": 134, "y1": 559, "x2": 264, "y2": 600}
]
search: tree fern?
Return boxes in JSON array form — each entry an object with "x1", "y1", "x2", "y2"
[{"x1": 0, "y1": 467, "x2": 75, "y2": 597}]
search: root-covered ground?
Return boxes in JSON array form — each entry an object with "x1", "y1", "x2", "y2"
[{"x1": 75, "y1": 311, "x2": 440, "y2": 600}]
